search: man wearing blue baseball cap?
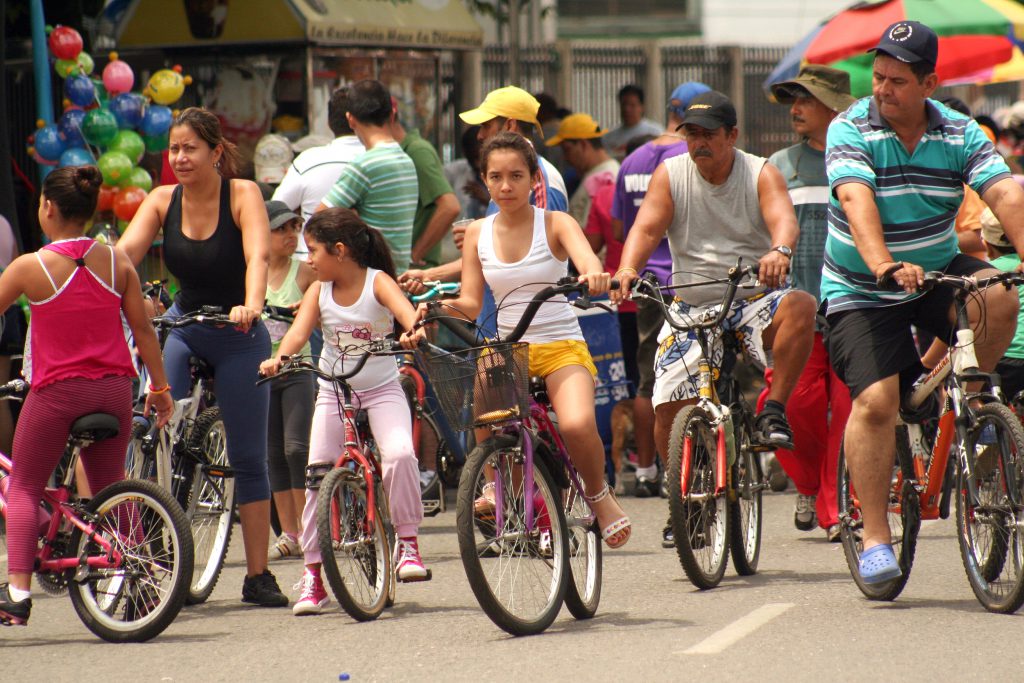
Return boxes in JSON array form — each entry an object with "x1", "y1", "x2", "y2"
[{"x1": 823, "y1": 21, "x2": 1024, "y2": 585}]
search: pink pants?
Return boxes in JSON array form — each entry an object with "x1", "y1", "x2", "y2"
[
  {"x1": 757, "y1": 333, "x2": 850, "y2": 529},
  {"x1": 301, "y1": 379, "x2": 422, "y2": 565},
  {"x1": 7, "y1": 375, "x2": 132, "y2": 574}
]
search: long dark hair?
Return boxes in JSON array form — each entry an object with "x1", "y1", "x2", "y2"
[
  {"x1": 171, "y1": 107, "x2": 241, "y2": 177},
  {"x1": 41, "y1": 165, "x2": 102, "y2": 223},
  {"x1": 304, "y1": 208, "x2": 396, "y2": 278}
]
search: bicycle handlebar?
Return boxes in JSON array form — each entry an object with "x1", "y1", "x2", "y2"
[
  {"x1": 263, "y1": 304, "x2": 296, "y2": 323},
  {"x1": 0, "y1": 379, "x2": 27, "y2": 400},
  {"x1": 918, "y1": 270, "x2": 1024, "y2": 293},
  {"x1": 410, "y1": 280, "x2": 461, "y2": 304},
  {"x1": 634, "y1": 259, "x2": 758, "y2": 332},
  {"x1": 255, "y1": 338, "x2": 403, "y2": 387},
  {"x1": 151, "y1": 307, "x2": 235, "y2": 329}
]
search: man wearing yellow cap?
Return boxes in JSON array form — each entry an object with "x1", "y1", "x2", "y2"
[{"x1": 546, "y1": 112, "x2": 620, "y2": 227}]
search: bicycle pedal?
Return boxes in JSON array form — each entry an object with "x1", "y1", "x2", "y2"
[
  {"x1": 396, "y1": 569, "x2": 432, "y2": 583},
  {"x1": 422, "y1": 500, "x2": 442, "y2": 517},
  {"x1": 202, "y1": 464, "x2": 235, "y2": 478}
]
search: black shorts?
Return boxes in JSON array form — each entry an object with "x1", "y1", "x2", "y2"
[{"x1": 825, "y1": 254, "x2": 992, "y2": 399}]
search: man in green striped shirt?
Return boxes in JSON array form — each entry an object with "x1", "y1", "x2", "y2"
[{"x1": 315, "y1": 79, "x2": 418, "y2": 273}]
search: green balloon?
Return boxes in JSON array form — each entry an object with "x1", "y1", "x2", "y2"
[
  {"x1": 92, "y1": 79, "x2": 108, "y2": 106},
  {"x1": 97, "y1": 151, "x2": 133, "y2": 187},
  {"x1": 54, "y1": 58, "x2": 79, "y2": 78},
  {"x1": 110, "y1": 129, "x2": 145, "y2": 164},
  {"x1": 142, "y1": 132, "x2": 169, "y2": 153},
  {"x1": 129, "y1": 166, "x2": 153, "y2": 192},
  {"x1": 77, "y1": 51, "x2": 94, "y2": 76},
  {"x1": 82, "y1": 108, "x2": 118, "y2": 147}
]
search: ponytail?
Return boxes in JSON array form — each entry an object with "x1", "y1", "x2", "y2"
[{"x1": 364, "y1": 227, "x2": 396, "y2": 279}]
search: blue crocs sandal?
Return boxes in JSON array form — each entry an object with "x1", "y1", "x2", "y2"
[{"x1": 859, "y1": 544, "x2": 902, "y2": 584}]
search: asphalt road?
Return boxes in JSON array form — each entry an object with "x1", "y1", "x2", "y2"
[{"x1": 5, "y1": 487, "x2": 1024, "y2": 682}]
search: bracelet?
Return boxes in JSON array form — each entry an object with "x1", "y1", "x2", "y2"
[
  {"x1": 147, "y1": 384, "x2": 171, "y2": 394},
  {"x1": 614, "y1": 266, "x2": 638, "y2": 278}
]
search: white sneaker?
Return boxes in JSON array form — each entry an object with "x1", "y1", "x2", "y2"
[
  {"x1": 794, "y1": 494, "x2": 817, "y2": 531},
  {"x1": 269, "y1": 533, "x2": 301, "y2": 561}
]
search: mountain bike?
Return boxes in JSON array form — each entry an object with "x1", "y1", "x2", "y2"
[
  {"x1": 417, "y1": 278, "x2": 614, "y2": 636},
  {"x1": 630, "y1": 260, "x2": 766, "y2": 589},
  {"x1": 838, "y1": 269, "x2": 1024, "y2": 613},
  {"x1": 0, "y1": 380, "x2": 193, "y2": 642}
]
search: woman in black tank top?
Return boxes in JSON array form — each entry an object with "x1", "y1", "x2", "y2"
[{"x1": 119, "y1": 108, "x2": 289, "y2": 607}]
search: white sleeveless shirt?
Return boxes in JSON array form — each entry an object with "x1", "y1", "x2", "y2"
[
  {"x1": 318, "y1": 268, "x2": 397, "y2": 392},
  {"x1": 478, "y1": 207, "x2": 583, "y2": 344}
]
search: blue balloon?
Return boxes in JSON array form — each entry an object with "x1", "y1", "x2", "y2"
[
  {"x1": 58, "y1": 147, "x2": 96, "y2": 168},
  {"x1": 58, "y1": 109, "x2": 87, "y2": 148},
  {"x1": 139, "y1": 105, "x2": 173, "y2": 137},
  {"x1": 34, "y1": 124, "x2": 66, "y2": 162},
  {"x1": 109, "y1": 93, "x2": 145, "y2": 129},
  {"x1": 64, "y1": 75, "x2": 95, "y2": 107}
]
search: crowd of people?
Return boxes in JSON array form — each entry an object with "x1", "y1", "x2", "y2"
[{"x1": 5, "y1": 16, "x2": 1024, "y2": 627}]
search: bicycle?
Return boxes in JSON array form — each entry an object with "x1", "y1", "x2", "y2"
[
  {"x1": 837, "y1": 269, "x2": 1024, "y2": 613},
  {"x1": 416, "y1": 278, "x2": 614, "y2": 636},
  {"x1": 124, "y1": 307, "x2": 235, "y2": 605},
  {"x1": 629, "y1": 260, "x2": 766, "y2": 590},
  {"x1": 0, "y1": 380, "x2": 193, "y2": 642},
  {"x1": 257, "y1": 339, "x2": 417, "y2": 622}
]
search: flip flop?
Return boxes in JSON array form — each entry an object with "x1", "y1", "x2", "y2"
[{"x1": 859, "y1": 543, "x2": 902, "y2": 584}]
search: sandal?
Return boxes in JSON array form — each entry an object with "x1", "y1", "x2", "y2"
[
  {"x1": 474, "y1": 482, "x2": 496, "y2": 520},
  {"x1": 754, "y1": 409, "x2": 795, "y2": 450},
  {"x1": 858, "y1": 543, "x2": 902, "y2": 584},
  {"x1": 584, "y1": 484, "x2": 631, "y2": 549}
]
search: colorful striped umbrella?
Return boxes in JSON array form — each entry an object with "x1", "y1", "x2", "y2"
[{"x1": 765, "y1": 0, "x2": 1024, "y2": 97}]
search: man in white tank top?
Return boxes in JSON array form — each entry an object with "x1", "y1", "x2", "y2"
[{"x1": 614, "y1": 90, "x2": 817, "y2": 463}]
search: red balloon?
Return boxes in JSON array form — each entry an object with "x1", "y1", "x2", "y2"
[
  {"x1": 48, "y1": 26, "x2": 83, "y2": 61},
  {"x1": 97, "y1": 185, "x2": 117, "y2": 212},
  {"x1": 113, "y1": 186, "x2": 146, "y2": 221}
]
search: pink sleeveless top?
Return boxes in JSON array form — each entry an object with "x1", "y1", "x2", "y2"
[{"x1": 26, "y1": 238, "x2": 136, "y2": 390}]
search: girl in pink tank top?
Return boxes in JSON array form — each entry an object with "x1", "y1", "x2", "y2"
[{"x1": 0, "y1": 166, "x2": 171, "y2": 627}]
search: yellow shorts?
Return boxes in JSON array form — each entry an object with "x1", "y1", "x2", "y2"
[{"x1": 528, "y1": 340, "x2": 598, "y2": 379}]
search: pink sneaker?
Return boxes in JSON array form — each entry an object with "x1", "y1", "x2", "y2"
[
  {"x1": 292, "y1": 568, "x2": 329, "y2": 616},
  {"x1": 395, "y1": 537, "x2": 431, "y2": 583}
]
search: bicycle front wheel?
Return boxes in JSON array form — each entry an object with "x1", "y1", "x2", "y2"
[
  {"x1": 456, "y1": 433, "x2": 569, "y2": 636},
  {"x1": 668, "y1": 405, "x2": 729, "y2": 589},
  {"x1": 955, "y1": 403, "x2": 1024, "y2": 614},
  {"x1": 728, "y1": 417, "x2": 763, "y2": 575},
  {"x1": 67, "y1": 479, "x2": 193, "y2": 643},
  {"x1": 317, "y1": 466, "x2": 392, "y2": 621},
  {"x1": 837, "y1": 425, "x2": 919, "y2": 601},
  {"x1": 181, "y1": 407, "x2": 235, "y2": 604}
]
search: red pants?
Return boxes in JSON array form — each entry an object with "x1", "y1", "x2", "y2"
[{"x1": 757, "y1": 333, "x2": 850, "y2": 528}]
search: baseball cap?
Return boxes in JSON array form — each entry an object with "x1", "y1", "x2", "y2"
[
  {"x1": 460, "y1": 86, "x2": 542, "y2": 131},
  {"x1": 253, "y1": 134, "x2": 293, "y2": 185},
  {"x1": 545, "y1": 113, "x2": 607, "y2": 146},
  {"x1": 770, "y1": 65, "x2": 857, "y2": 113},
  {"x1": 678, "y1": 91, "x2": 737, "y2": 131},
  {"x1": 668, "y1": 82, "x2": 711, "y2": 119},
  {"x1": 869, "y1": 21, "x2": 938, "y2": 68},
  {"x1": 265, "y1": 200, "x2": 300, "y2": 231}
]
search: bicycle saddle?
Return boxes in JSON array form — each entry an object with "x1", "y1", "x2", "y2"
[
  {"x1": 529, "y1": 376, "x2": 548, "y2": 404},
  {"x1": 188, "y1": 355, "x2": 214, "y2": 380},
  {"x1": 69, "y1": 413, "x2": 121, "y2": 442}
]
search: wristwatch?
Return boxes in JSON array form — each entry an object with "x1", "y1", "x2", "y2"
[{"x1": 772, "y1": 245, "x2": 793, "y2": 258}]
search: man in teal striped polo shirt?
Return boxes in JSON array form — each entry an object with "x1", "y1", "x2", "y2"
[
  {"x1": 823, "y1": 21, "x2": 1024, "y2": 586},
  {"x1": 316, "y1": 79, "x2": 418, "y2": 273}
]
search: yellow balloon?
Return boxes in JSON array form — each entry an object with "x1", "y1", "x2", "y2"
[{"x1": 146, "y1": 69, "x2": 185, "y2": 106}]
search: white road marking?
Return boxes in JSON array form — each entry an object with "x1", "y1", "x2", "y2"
[{"x1": 680, "y1": 603, "x2": 794, "y2": 655}]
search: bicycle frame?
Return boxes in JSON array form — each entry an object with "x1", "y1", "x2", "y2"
[
  {"x1": 332, "y1": 388, "x2": 383, "y2": 530},
  {"x1": 524, "y1": 400, "x2": 595, "y2": 529}
]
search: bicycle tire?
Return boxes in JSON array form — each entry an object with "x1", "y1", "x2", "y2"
[
  {"x1": 456, "y1": 433, "x2": 569, "y2": 636},
  {"x1": 837, "y1": 425, "x2": 919, "y2": 601},
  {"x1": 418, "y1": 413, "x2": 448, "y2": 514},
  {"x1": 317, "y1": 466, "x2": 392, "y2": 621},
  {"x1": 668, "y1": 405, "x2": 730, "y2": 589},
  {"x1": 562, "y1": 466, "x2": 602, "y2": 620},
  {"x1": 955, "y1": 403, "x2": 1024, "y2": 614},
  {"x1": 67, "y1": 479, "x2": 193, "y2": 643},
  {"x1": 124, "y1": 417, "x2": 153, "y2": 482},
  {"x1": 180, "y1": 407, "x2": 235, "y2": 605},
  {"x1": 728, "y1": 416, "x2": 762, "y2": 576}
]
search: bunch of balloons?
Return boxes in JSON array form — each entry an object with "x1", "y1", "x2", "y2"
[{"x1": 26, "y1": 25, "x2": 193, "y2": 223}]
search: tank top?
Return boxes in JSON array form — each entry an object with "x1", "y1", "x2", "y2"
[
  {"x1": 264, "y1": 259, "x2": 310, "y2": 357},
  {"x1": 318, "y1": 268, "x2": 397, "y2": 392},
  {"x1": 663, "y1": 149, "x2": 772, "y2": 307},
  {"x1": 163, "y1": 178, "x2": 247, "y2": 313},
  {"x1": 25, "y1": 238, "x2": 135, "y2": 390},
  {"x1": 478, "y1": 207, "x2": 583, "y2": 344}
]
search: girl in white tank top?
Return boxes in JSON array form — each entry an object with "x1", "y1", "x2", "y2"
[
  {"x1": 260, "y1": 208, "x2": 431, "y2": 614},
  {"x1": 429, "y1": 132, "x2": 631, "y2": 550}
]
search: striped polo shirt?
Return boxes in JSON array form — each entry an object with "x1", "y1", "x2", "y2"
[
  {"x1": 322, "y1": 141, "x2": 418, "y2": 273},
  {"x1": 822, "y1": 97, "x2": 1010, "y2": 314}
]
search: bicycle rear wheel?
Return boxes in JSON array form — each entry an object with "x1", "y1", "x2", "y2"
[
  {"x1": 317, "y1": 466, "x2": 391, "y2": 621},
  {"x1": 562, "y1": 470, "x2": 602, "y2": 620},
  {"x1": 837, "y1": 425, "x2": 919, "y2": 601},
  {"x1": 456, "y1": 433, "x2": 569, "y2": 636},
  {"x1": 955, "y1": 403, "x2": 1024, "y2": 614},
  {"x1": 180, "y1": 407, "x2": 235, "y2": 605},
  {"x1": 67, "y1": 479, "x2": 193, "y2": 643},
  {"x1": 728, "y1": 417, "x2": 762, "y2": 575},
  {"x1": 668, "y1": 405, "x2": 729, "y2": 589}
]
